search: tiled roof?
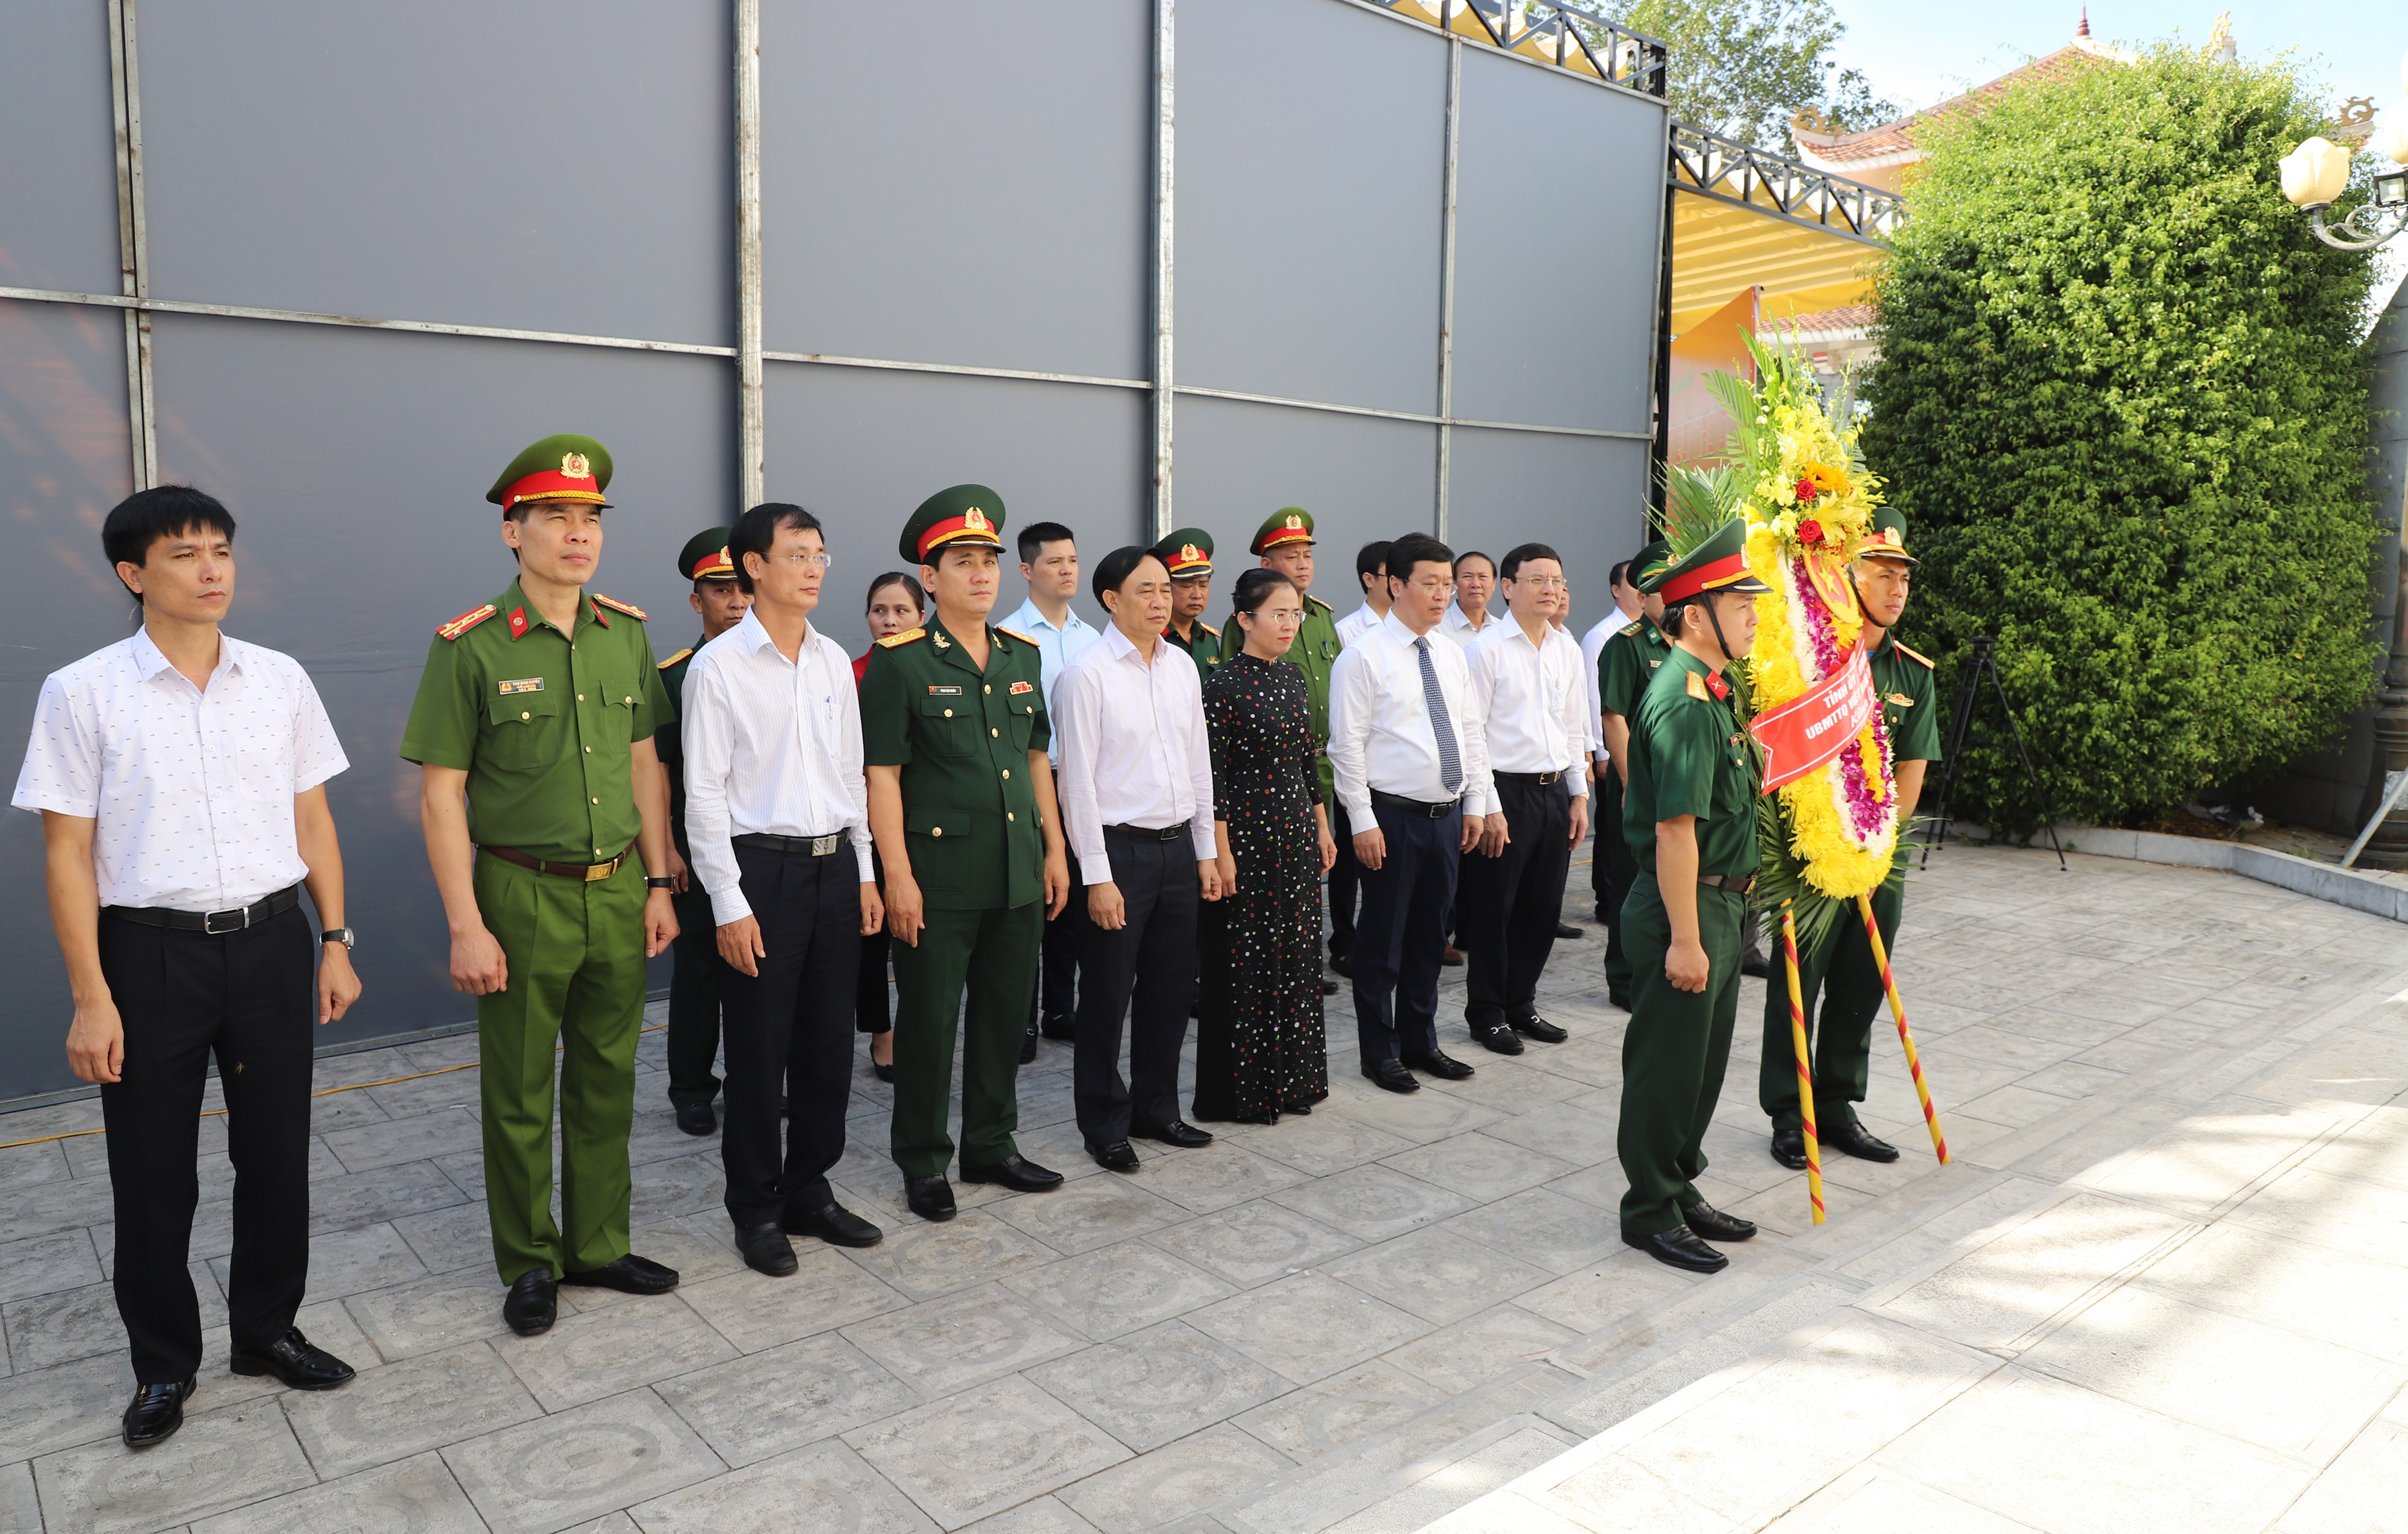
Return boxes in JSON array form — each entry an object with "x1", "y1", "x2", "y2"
[
  {"x1": 1790, "y1": 43, "x2": 2109, "y2": 164},
  {"x1": 1769, "y1": 304, "x2": 1876, "y2": 335}
]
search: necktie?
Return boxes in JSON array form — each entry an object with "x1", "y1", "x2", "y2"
[{"x1": 1415, "y1": 636, "x2": 1463, "y2": 796}]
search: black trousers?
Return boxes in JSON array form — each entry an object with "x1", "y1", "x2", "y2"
[
  {"x1": 99, "y1": 904, "x2": 315, "y2": 1384},
  {"x1": 713, "y1": 843, "x2": 861, "y2": 1227},
  {"x1": 1352, "y1": 799, "x2": 1460, "y2": 1066},
  {"x1": 857, "y1": 848, "x2": 891, "y2": 1035},
  {"x1": 665, "y1": 882, "x2": 722, "y2": 1108},
  {"x1": 1073, "y1": 832, "x2": 1199, "y2": 1146},
  {"x1": 1460, "y1": 776, "x2": 1575, "y2": 1033},
  {"x1": 1327, "y1": 802, "x2": 1359, "y2": 958},
  {"x1": 1597, "y1": 766, "x2": 1639, "y2": 997},
  {"x1": 1029, "y1": 896, "x2": 1078, "y2": 1027}
]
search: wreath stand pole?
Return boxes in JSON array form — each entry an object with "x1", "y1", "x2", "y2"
[
  {"x1": 1855, "y1": 890, "x2": 1949, "y2": 1164},
  {"x1": 1780, "y1": 902, "x2": 1825, "y2": 1226}
]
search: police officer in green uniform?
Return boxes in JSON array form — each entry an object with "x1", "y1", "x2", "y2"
[
  {"x1": 861, "y1": 485, "x2": 1072, "y2": 1222},
  {"x1": 401, "y1": 434, "x2": 683, "y2": 1335},
  {"x1": 1615, "y1": 513, "x2": 1769, "y2": 1275},
  {"x1": 1154, "y1": 527, "x2": 1220, "y2": 684},
  {"x1": 1761, "y1": 507, "x2": 1940, "y2": 1171},
  {"x1": 1212, "y1": 509, "x2": 1342, "y2": 808},
  {"x1": 1595, "y1": 539, "x2": 1672, "y2": 1009},
  {"x1": 654, "y1": 528, "x2": 752, "y2": 1137}
]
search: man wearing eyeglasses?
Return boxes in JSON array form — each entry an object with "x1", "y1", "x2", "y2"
[{"x1": 678, "y1": 501, "x2": 886, "y2": 1275}]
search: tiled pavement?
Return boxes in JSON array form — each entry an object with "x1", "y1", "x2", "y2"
[{"x1": 1, "y1": 843, "x2": 2403, "y2": 1533}]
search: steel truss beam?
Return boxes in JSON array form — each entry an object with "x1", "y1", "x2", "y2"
[{"x1": 1669, "y1": 121, "x2": 1905, "y2": 247}]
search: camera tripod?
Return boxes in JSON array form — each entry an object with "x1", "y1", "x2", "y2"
[{"x1": 1919, "y1": 634, "x2": 2066, "y2": 871}]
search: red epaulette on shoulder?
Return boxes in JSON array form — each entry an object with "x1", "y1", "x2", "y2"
[
  {"x1": 436, "y1": 604, "x2": 497, "y2": 641},
  {"x1": 591, "y1": 593, "x2": 648, "y2": 621}
]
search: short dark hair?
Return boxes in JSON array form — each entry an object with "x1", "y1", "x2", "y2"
[
  {"x1": 1091, "y1": 545, "x2": 1164, "y2": 605},
  {"x1": 1232, "y1": 566, "x2": 1296, "y2": 617},
  {"x1": 1017, "y1": 522, "x2": 1075, "y2": 565},
  {"x1": 1498, "y1": 543, "x2": 1560, "y2": 583},
  {"x1": 1385, "y1": 533, "x2": 1453, "y2": 588},
  {"x1": 1608, "y1": 559, "x2": 1631, "y2": 589},
  {"x1": 728, "y1": 501, "x2": 824, "y2": 595},
  {"x1": 866, "y1": 571, "x2": 926, "y2": 614},
  {"x1": 102, "y1": 486, "x2": 236, "y2": 605},
  {"x1": 1451, "y1": 549, "x2": 1494, "y2": 578},
  {"x1": 1355, "y1": 540, "x2": 1392, "y2": 585}
]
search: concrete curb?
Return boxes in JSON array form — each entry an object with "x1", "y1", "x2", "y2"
[{"x1": 1949, "y1": 822, "x2": 2408, "y2": 924}]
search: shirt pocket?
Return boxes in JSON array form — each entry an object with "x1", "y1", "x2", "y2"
[
  {"x1": 485, "y1": 688, "x2": 563, "y2": 769},
  {"x1": 907, "y1": 807, "x2": 973, "y2": 840},
  {"x1": 917, "y1": 693, "x2": 977, "y2": 756},
  {"x1": 593, "y1": 670, "x2": 641, "y2": 750},
  {"x1": 1007, "y1": 697, "x2": 1040, "y2": 753}
]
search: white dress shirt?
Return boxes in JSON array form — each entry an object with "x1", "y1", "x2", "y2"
[
  {"x1": 1334, "y1": 600, "x2": 1386, "y2": 646},
  {"x1": 1052, "y1": 625, "x2": 1217, "y2": 883},
  {"x1": 1327, "y1": 612, "x2": 1494, "y2": 821},
  {"x1": 1467, "y1": 617, "x2": 1590, "y2": 797},
  {"x1": 13, "y1": 629, "x2": 349, "y2": 910},
  {"x1": 999, "y1": 596, "x2": 1102, "y2": 762},
  {"x1": 1580, "y1": 606, "x2": 1639, "y2": 762},
  {"x1": 1437, "y1": 602, "x2": 1499, "y2": 649},
  {"x1": 679, "y1": 609, "x2": 873, "y2": 925}
]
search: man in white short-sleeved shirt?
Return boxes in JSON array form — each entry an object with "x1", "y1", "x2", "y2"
[{"x1": 14, "y1": 486, "x2": 361, "y2": 1449}]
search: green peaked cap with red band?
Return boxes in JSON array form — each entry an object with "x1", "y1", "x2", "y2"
[
  {"x1": 1642, "y1": 517, "x2": 1769, "y2": 601},
  {"x1": 1151, "y1": 527, "x2": 1214, "y2": 578},
  {"x1": 487, "y1": 433, "x2": 613, "y2": 511},
  {"x1": 1250, "y1": 507, "x2": 1315, "y2": 555},
  {"x1": 678, "y1": 527, "x2": 737, "y2": 582},
  {"x1": 901, "y1": 483, "x2": 1007, "y2": 564},
  {"x1": 1858, "y1": 506, "x2": 1916, "y2": 565}
]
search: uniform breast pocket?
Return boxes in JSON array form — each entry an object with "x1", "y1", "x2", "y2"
[
  {"x1": 1008, "y1": 701, "x2": 1039, "y2": 752},
  {"x1": 485, "y1": 690, "x2": 562, "y2": 769},
  {"x1": 918, "y1": 694, "x2": 976, "y2": 756}
]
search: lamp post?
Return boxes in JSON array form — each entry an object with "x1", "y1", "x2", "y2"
[{"x1": 2280, "y1": 53, "x2": 2408, "y2": 250}]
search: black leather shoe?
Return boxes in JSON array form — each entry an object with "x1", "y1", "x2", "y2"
[
  {"x1": 1091, "y1": 1139, "x2": 1141, "y2": 1172},
  {"x1": 1556, "y1": 923, "x2": 1584, "y2": 938},
  {"x1": 503, "y1": 1269, "x2": 557, "y2": 1335},
  {"x1": 1469, "y1": 1021, "x2": 1525, "y2": 1056},
  {"x1": 1039, "y1": 1012, "x2": 1077, "y2": 1041},
  {"x1": 121, "y1": 1378, "x2": 194, "y2": 1448},
  {"x1": 560, "y1": 1254, "x2": 680, "y2": 1294},
  {"x1": 736, "y1": 1220, "x2": 799, "y2": 1276},
  {"x1": 1607, "y1": 991, "x2": 1631, "y2": 1012},
  {"x1": 906, "y1": 1175, "x2": 957, "y2": 1221},
  {"x1": 1132, "y1": 1119, "x2": 1212, "y2": 1149},
  {"x1": 1235, "y1": 1110, "x2": 1279, "y2": 1126},
  {"x1": 787, "y1": 1202, "x2": 884, "y2": 1248},
  {"x1": 1281, "y1": 1098, "x2": 1315, "y2": 1116},
  {"x1": 1329, "y1": 951, "x2": 1353, "y2": 979},
  {"x1": 229, "y1": 1327, "x2": 355, "y2": 1390},
  {"x1": 1440, "y1": 945, "x2": 1465, "y2": 966},
  {"x1": 1020, "y1": 1025, "x2": 1039, "y2": 1065},
  {"x1": 1402, "y1": 1048, "x2": 1475, "y2": 1081},
  {"x1": 1512, "y1": 1015, "x2": 1569, "y2": 1044},
  {"x1": 1741, "y1": 942, "x2": 1772, "y2": 979},
  {"x1": 1825, "y1": 1119, "x2": 1901, "y2": 1163},
  {"x1": 1770, "y1": 1127, "x2": 1809, "y2": 1170},
  {"x1": 1625, "y1": 1224, "x2": 1729, "y2": 1273},
  {"x1": 873, "y1": 1061, "x2": 893, "y2": 1084},
  {"x1": 674, "y1": 1100, "x2": 716, "y2": 1136},
  {"x1": 1364, "y1": 1059, "x2": 1421, "y2": 1093},
  {"x1": 960, "y1": 1155, "x2": 1064, "y2": 1192},
  {"x1": 1681, "y1": 1202, "x2": 1758, "y2": 1242},
  {"x1": 1319, "y1": 979, "x2": 1339, "y2": 996}
]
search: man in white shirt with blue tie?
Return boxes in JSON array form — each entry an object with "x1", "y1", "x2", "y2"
[
  {"x1": 681, "y1": 501, "x2": 886, "y2": 1277},
  {"x1": 1327, "y1": 532, "x2": 1493, "y2": 1093},
  {"x1": 1001, "y1": 521, "x2": 1100, "y2": 1059}
]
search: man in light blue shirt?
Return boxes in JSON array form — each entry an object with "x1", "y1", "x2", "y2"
[{"x1": 999, "y1": 521, "x2": 1099, "y2": 1059}]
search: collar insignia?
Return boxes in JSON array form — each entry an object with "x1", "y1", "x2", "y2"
[
  {"x1": 507, "y1": 605, "x2": 530, "y2": 639},
  {"x1": 1707, "y1": 672, "x2": 1730, "y2": 701}
]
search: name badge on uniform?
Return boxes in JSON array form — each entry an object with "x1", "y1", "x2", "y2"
[
  {"x1": 498, "y1": 678, "x2": 545, "y2": 695},
  {"x1": 926, "y1": 685, "x2": 963, "y2": 696},
  {"x1": 1010, "y1": 680, "x2": 1034, "y2": 695}
]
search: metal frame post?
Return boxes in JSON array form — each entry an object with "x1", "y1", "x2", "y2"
[
  {"x1": 734, "y1": 0, "x2": 765, "y2": 509},
  {"x1": 1150, "y1": 0, "x2": 1176, "y2": 539},
  {"x1": 107, "y1": 0, "x2": 154, "y2": 490},
  {"x1": 1435, "y1": 27, "x2": 1462, "y2": 540}
]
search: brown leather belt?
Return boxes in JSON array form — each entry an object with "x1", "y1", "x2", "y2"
[
  {"x1": 482, "y1": 843, "x2": 635, "y2": 882},
  {"x1": 1699, "y1": 872, "x2": 1756, "y2": 895}
]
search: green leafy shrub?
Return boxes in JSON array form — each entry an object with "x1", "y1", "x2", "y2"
[{"x1": 1860, "y1": 46, "x2": 2382, "y2": 833}]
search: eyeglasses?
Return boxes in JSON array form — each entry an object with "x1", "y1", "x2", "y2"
[
  {"x1": 1404, "y1": 577, "x2": 1454, "y2": 596},
  {"x1": 1511, "y1": 575, "x2": 1568, "y2": 590},
  {"x1": 779, "y1": 552, "x2": 834, "y2": 569}
]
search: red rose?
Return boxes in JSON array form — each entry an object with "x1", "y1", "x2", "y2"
[
  {"x1": 1798, "y1": 519, "x2": 1825, "y2": 545},
  {"x1": 1796, "y1": 477, "x2": 1820, "y2": 504}
]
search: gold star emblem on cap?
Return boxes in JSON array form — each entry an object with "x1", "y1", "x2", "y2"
[
  {"x1": 964, "y1": 507, "x2": 990, "y2": 531},
  {"x1": 1181, "y1": 543, "x2": 1200, "y2": 563},
  {"x1": 562, "y1": 452, "x2": 592, "y2": 479},
  {"x1": 1285, "y1": 514, "x2": 1303, "y2": 530}
]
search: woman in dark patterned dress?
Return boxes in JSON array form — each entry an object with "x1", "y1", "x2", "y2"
[{"x1": 1193, "y1": 569, "x2": 1338, "y2": 1124}]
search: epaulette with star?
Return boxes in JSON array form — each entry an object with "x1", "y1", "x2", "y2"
[
  {"x1": 591, "y1": 593, "x2": 648, "y2": 621},
  {"x1": 1307, "y1": 595, "x2": 1333, "y2": 613},
  {"x1": 1893, "y1": 641, "x2": 1935, "y2": 669},
  {"x1": 996, "y1": 626, "x2": 1039, "y2": 646},
  {"x1": 1199, "y1": 622, "x2": 1220, "y2": 639},
  {"x1": 1619, "y1": 620, "x2": 1642, "y2": 637},
  {"x1": 436, "y1": 604, "x2": 497, "y2": 641},
  {"x1": 877, "y1": 627, "x2": 926, "y2": 649},
  {"x1": 656, "y1": 647, "x2": 694, "y2": 670}
]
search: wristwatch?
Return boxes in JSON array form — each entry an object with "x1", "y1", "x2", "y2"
[
  {"x1": 321, "y1": 927, "x2": 355, "y2": 951},
  {"x1": 646, "y1": 876, "x2": 676, "y2": 890}
]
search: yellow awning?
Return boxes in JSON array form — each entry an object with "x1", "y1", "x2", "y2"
[{"x1": 1670, "y1": 192, "x2": 1885, "y2": 336}]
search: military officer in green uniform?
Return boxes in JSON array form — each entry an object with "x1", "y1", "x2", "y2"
[
  {"x1": 1154, "y1": 527, "x2": 1220, "y2": 684},
  {"x1": 1595, "y1": 539, "x2": 1672, "y2": 1009},
  {"x1": 1615, "y1": 513, "x2": 1769, "y2": 1276},
  {"x1": 861, "y1": 484, "x2": 1072, "y2": 1222},
  {"x1": 654, "y1": 528, "x2": 753, "y2": 1137},
  {"x1": 1212, "y1": 509, "x2": 1342, "y2": 808},
  {"x1": 1760, "y1": 508, "x2": 1939, "y2": 1171},
  {"x1": 401, "y1": 434, "x2": 683, "y2": 1335}
]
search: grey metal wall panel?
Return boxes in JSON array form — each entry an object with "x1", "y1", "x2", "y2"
[
  {"x1": 0, "y1": 7, "x2": 122, "y2": 294},
  {"x1": 136, "y1": 0, "x2": 732, "y2": 344},
  {"x1": 1171, "y1": 395, "x2": 1437, "y2": 617},
  {"x1": 759, "y1": 0, "x2": 1150, "y2": 382},
  {"x1": 765, "y1": 365, "x2": 1146, "y2": 646},
  {"x1": 1179, "y1": 0, "x2": 1447, "y2": 416},
  {"x1": 0, "y1": 298, "x2": 138, "y2": 1099},
  {"x1": 1446, "y1": 424, "x2": 1649, "y2": 637},
  {"x1": 1450, "y1": 50, "x2": 1664, "y2": 433}
]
